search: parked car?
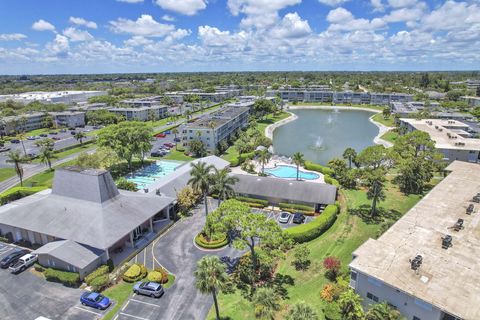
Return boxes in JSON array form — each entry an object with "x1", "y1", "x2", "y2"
[
  {"x1": 0, "y1": 249, "x2": 29, "y2": 268},
  {"x1": 151, "y1": 151, "x2": 163, "y2": 157},
  {"x1": 164, "y1": 143, "x2": 175, "y2": 148},
  {"x1": 155, "y1": 133, "x2": 166, "y2": 138},
  {"x1": 173, "y1": 137, "x2": 181, "y2": 142},
  {"x1": 0, "y1": 146, "x2": 10, "y2": 153},
  {"x1": 92, "y1": 126, "x2": 101, "y2": 129},
  {"x1": 39, "y1": 133, "x2": 48, "y2": 137},
  {"x1": 59, "y1": 128, "x2": 67, "y2": 133},
  {"x1": 278, "y1": 212, "x2": 291, "y2": 224},
  {"x1": 49, "y1": 132, "x2": 57, "y2": 135},
  {"x1": 80, "y1": 292, "x2": 111, "y2": 310},
  {"x1": 292, "y1": 212, "x2": 306, "y2": 224},
  {"x1": 133, "y1": 281, "x2": 165, "y2": 298},
  {"x1": 164, "y1": 130, "x2": 171, "y2": 134},
  {"x1": 26, "y1": 136, "x2": 37, "y2": 140},
  {"x1": 52, "y1": 137, "x2": 61, "y2": 140},
  {"x1": 10, "y1": 139, "x2": 20, "y2": 144},
  {"x1": 9, "y1": 253, "x2": 37, "y2": 273},
  {"x1": 70, "y1": 131, "x2": 76, "y2": 135}
]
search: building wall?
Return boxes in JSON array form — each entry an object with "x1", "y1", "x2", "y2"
[
  {"x1": 51, "y1": 113, "x2": 86, "y2": 128},
  {"x1": 350, "y1": 269, "x2": 449, "y2": 320},
  {"x1": 438, "y1": 148, "x2": 480, "y2": 163},
  {"x1": 37, "y1": 253, "x2": 101, "y2": 280}
]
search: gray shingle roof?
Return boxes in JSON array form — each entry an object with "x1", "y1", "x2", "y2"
[
  {"x1": 33, "y1": 240, "x2": 100, "y2": 269},
  {"x1": 232, "y1": 174, "x2": 337, "y2": 204}
]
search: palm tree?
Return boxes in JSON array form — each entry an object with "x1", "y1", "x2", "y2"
[
  {"x1": 17, "y1": 132, "x2": 27, "y2": 156},
  {"x1": 7, "y1": 150, "x2": 25, "y2": 186},
  {"x1": 365, "y1": 302, "x2": 401, "y2": 320},
  {"x1": 188, "y1": 161, "x2": 214, "y2": 215},
  {"x1": 253, "y1": 287, "x2": 280, "y2": 319},
  {"x1": 194, "y1": 256, "x2": 229, "y2": 320},
  {"x1": 286, "y1": 302, "x2": 318, "y2": 320},
  {"x1": 257, "y1": 149, "x2": 271, "y2": 174},
  {"x1": 38, "y1": 147, "x2": 56, "y2": 170},
  {"x1": 172, "y1": 128, "x2": 179, "y2": 150},
  {"x1": 74, "y1": 131, "x2": 87, "y2": 146},
  {"x1": 212, "y1": 168, "x2": 239, "y2": 206},
  {"x1": 343, "y1": 147, "x2": 357, "y2": 169},
  {"x1": 292, "y1": 152, "x2": 305, "y2": 181}
]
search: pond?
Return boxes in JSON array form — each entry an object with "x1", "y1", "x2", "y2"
[{"x1": 272, "y1": 108, "x2": 379, "y2": 165}]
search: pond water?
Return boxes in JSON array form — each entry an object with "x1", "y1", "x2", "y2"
[{"x1": 272, "y1": 108, "x2": 379, "y2": 165}]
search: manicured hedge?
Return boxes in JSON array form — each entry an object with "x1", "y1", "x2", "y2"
[
  {"x1": 148, "y1": 268, "x2": 169, "y2": 284},
  {"x1": 279, "y1": 202, "x2": 314, "y2": 212},
  {"x1": 122, "y1": 263, "x2": 147, "y2": 282},
  {"x1": 44, "y1": 268, "x2": 80, "y2": 287},
  {"x1": 195, "y1": 233, "x2": 229, "y2": 249},
  {"x1": 285, "y1": 204, "x2": 338, "y2": 243},
  {"x1": 89, "y1": 274, "x2": 110, "y2": 291},
  {"x1": 34, "y1": 263, "x2": 46, "y2": 272},
  {"x1": 236, "y1": 196, "x2": 269, "y2": 207},
  {"x1": 229, "y1": 152, "x2": 255, "y2": 167},
  {"x1": 324, "y1": 175, "x2": 340, "y2": 187},
  {"x1": 85, "y1": 265, "x2": 109, "y2": 285},
  {"x1": 304, "y1": 161, "x2": 334, "y2": 176},
  {"x1": 0, "y1": 187, "x2": 46, "y2": 205}
]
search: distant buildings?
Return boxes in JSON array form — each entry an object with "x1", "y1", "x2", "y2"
[
  {"x1": 182, "y1": 106, "x2": 250, "y2": 152},
  {"x1": 400, "y1": 118, "x2": 480, "y2": 163},
  {"x1": 109, "y1": 105, "x2": 168, "y2": 122},
  {"x1": 165, "y1": 87, "x2": 242, "y2": 103},
  {"x1": 0, "y1": 111, "x2": 86, "y2": 135},
  {"x1": 0, "y1": 91, "x2": 106, "y2": 105},
  {"x1": 267, "y1": 88, "x2": 413, "y2": 105},
  {"x1": 466, "y1": 79, "x2": 480, "y2": 94},
  {"x1": 460, "y1": 96, "x2": 480, "y2": 107},
  {"x1": 390, "y1": 101, "x2": 440, "y2": 117},
  {"x1": 50, "y1": 111, "x2": 86, "y2": 128},
  {"x1": 349, "y1": 161, "x2": 480, "y2": 320}
]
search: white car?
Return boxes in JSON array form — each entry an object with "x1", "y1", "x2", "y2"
[
  {"x1": 9, "y1": 253, "x2": 37, "y2": 273},
  {"x1": 278, "y1": 212, "x2": 291, "y2": 224}
]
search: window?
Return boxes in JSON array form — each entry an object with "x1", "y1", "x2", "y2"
[
  {"x1": 366, "y1": 292, "x2": 379, "y2": 302},
  {"x1": 350, "y1": 271, "x2": 357, "y2": 281}
]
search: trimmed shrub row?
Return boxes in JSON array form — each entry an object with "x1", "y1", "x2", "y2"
[
  {"x1": 285, "y1": 204, "x2": 339, "y2": 243},
  {"x1": 324, "y1": 175, "x2": 340, "y2": 187},
  {"x1": 304, "y1": 161, "x2": 334, "y2": 176},
  {"x1": 236, "y1": 196, "x2": 269, "y2": 207},
  {"x1": 44, "y1": 268, "x2": 81, "y2": 287},
  {"x1": 122, "y1": 263, "x2": 148, "y2": 283},
  {"x1": 279, "y1": 202, "x2": 314, "y2": 212},
  {"x1": 229, "y1": 151, "x2": 255, "y2": 167},
  {"x1": 0, "y1": 187, "x2": 46, "y2": 205},
  {"x1": 89, "y1": 274, "x2": 109, "y2": 291},
  {"x1": 85, "y1": 265, "x2": 109, "y2": 284},
  {"x1": 195, "y1": 233, "x2": 229, "y2": 249}
]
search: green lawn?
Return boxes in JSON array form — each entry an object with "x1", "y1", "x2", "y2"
[
  {"x1": 32, "y1": 143, "x2": 96, "y2": 163},
  {"x1": 381, "y1": 130, "x2": 400, "y2": 144},
  {"x1": 208, "y1": 177, "x2": 428, "y2": 319},
  {"x1": 102, "y1": 281, "x2": 135, "y2": 320},
  {"x1": 12, "y1": 159, "x2": 77, "y2": 190},
  {"x1": 371, "y1": 113, "x2": 396, "y2": 127},
  {"x1": 161, "y1": 149, "x2": 194, "y2": 161},
  {"x1": 0, "y1": 168, "x2": 16, "y2": 182}
]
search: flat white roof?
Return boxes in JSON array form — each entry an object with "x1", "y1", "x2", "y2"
[
  {"x1": 350, "y1": 161, "x2": 480, "y2": 319},
  {"x1": 401, "y1": 118, "x2": 480, "y2": 151}
]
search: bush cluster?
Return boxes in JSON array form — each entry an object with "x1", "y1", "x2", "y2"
[
  {"x1": 324, "y1": 175, "x2": 341, "y2": 187},
  {"x1": 285, "y1": 204, "x2": 338, "y2": 243},
  {"x1": 34, "y1": 263, "x2": 46, "y2": 272},
  {"x1": 279, "y1": 203, "x2": 315, "y2": 215},
  {"x1": 195, "y1": 233, "x2": 229, "y2": 249},
  {"x1": 304, "y1": 161, "x2": 335, "y2": 176},
  {"x1": 85, "y1": 264, "x2": 111, "y2": 290},
  {"x1": 236, "y1": 196, "x2": 269, "y2": 208},
  {"x1": 147, "y1": 268, "x2": 169, "y2": 284},
  {"x1": 44, "y1": 268, "x2": 80, "y2": 287},
  {"x1": 229, "y1": 152, "x2": 255, "y2": 167},
  {"x1": 0, "y1": 187, "x2": 45, "y2": 205},
  {"x1": 122, "y1": 263, "x2": 148, "y2": 282}
]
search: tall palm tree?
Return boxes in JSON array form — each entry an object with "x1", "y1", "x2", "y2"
[
  {"x1": 286, "y1": 302, "x2": 318, "y2": 320},
  {"x1": 74, "y1": 131, "x2": 87, "y2": 146},
  {"x1": 17, "y1": 132, "x2": 27, "y2": 156},
  {"x1": 7, "y1": 150, "x2": 25, "y2": 186},
  {"x1": 172, "y1": 128, "x2": 179, "y2": 150},
  {"x1": 212, "y1": 168, "x2": 239, "y2": 206},
  {"x1": 343, "y1": 147, "x2": 357, "y2": 169},
  {"x1": 188, "y1": 161, "x2": 214, "y2": 215},
  {"x1": 292, "y1": 152, "x2": 305, "y2": 181},
  {"x1": 194, "y1": 256, "x2": 229, "y2": 320},
  {"x1": 257, "y1": 149, "x2": 271, "y2": 174},
  {"x1": 253, "y1": 287, "x2": 280, "y2": 319},
  {"x1": 38, "y1": 147, "x2": 56, "y2": 170}
]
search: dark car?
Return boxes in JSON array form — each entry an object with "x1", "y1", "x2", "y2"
[
  {"x1": 70, "y1": 131, "x2": 76, "y2": 135},
  {"x1": 0, "y1": 249, "x2": 29, "y2": 268},
  {"x1": 80, "y1": 292, "x2": 111, "y2": 310},
  {"x1": 52, "y1": 137, "x2": 61, "y2": 140},
  {"x1": 151, "y1": 151, "x2": 163, "y2": 157},
  {"x1": 49, "y1": 131, "x2": 58, "y2": 135},
  {"x1": 292, "y1": 212, "x2": 306, "y2": 224},
  {"x1": 39, "y1": 133, "x2": 48, "y2": 137},
  {"x1": 10, "y1": 139, "x2": 20, "y2": 144}
]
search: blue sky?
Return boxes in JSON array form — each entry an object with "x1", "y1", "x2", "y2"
[{"x1": 0, "y1": 0, "x2": 478, "y2": 74}]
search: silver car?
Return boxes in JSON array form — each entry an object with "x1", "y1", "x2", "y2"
[
  {"x1": 278, "y1": 212, "x2": 291, "y2": 224},
  {"x1": 133, "y1": 281, "x2": 164, "y2": 298}
]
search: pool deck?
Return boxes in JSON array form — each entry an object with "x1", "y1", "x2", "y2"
[{"x1": 231, "y1": 159, "x2": 325, "y2": 184}]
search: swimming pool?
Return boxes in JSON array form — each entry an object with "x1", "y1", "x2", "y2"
[
  {"x1": 264, "y1": 165, "x2": 320, "y2": 180},
  {"x1": 126, "y1": 160, "x2": 184, "y2": 189}
]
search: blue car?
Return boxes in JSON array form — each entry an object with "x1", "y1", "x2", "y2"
[{"x1": 80, "y1": 292, "x2": 111, "y2": 310}]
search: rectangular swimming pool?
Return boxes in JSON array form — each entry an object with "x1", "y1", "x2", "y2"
[{"x1": 126, "y1": 160, "x2": 184, "y2": 189}]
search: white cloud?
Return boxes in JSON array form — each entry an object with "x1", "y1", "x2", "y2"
[
  {"x1": 0, "y1": 33, "x2": 27, "y2": 41},
  {"x1": 326, "y1": 7, "x2": 354, "y2": 23},
  {"x1": 162, "y1": 15, "x2": 175, "y2": 22},
  {"x1": 154, "y1": 0, "x2": 207, "y2": 16},
  {"x1": 46, "y1": 34, "x2": 69, "y2": 58},
  {"x1": 116, "y1": 0, "x2": 144, "y2": 3},
  {"x1": 69, "y1": 17, "x2": 97, "y2": 29},
  {"x1": 63, "y1": 27, "x2": 94, "y2": 42},
  {"x1": 327, "y1": 7, "x2": 385, "y2": 31},
  {"x1": 318, "y1": 0, "x2": 350, "y2": 6},
  {"x1": 124, "y1": 36, "x2": 154, "y2": 47},
  {"x1": 198, "y1": 26, "x2": 247, "y2": 47},
  {"x1": 371, "y1": 0, "x2": 384, "y2": 12},
  {"x1": 32, "y1": 19, "x2": 55, "y2": 32},
  {"x1": 421, "y1": 1, "x2": 480, "y2": 32},
  {"x1": 383, "y1": 3, "x2": 426, "y2": 25},
  {"x1": 109, "y1": 14, "x2": 176, "y2": 37},
  {"x1": 387, "y1": 0, "x2": 417, "y2": 8},
  {"x1": 227, "y1": 0, "x2": 301, "y2": 29},
  {"x1": 270, "y1": 12, "x2": 312, "y2": 38}
]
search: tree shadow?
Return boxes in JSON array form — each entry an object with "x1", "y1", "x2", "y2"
[{"x1": 271, "y1": 273, "x2": 295, "y2": 300}]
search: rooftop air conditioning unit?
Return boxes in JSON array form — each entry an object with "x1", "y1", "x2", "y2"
[
  {"x1": 453, "y1": 218, "x2": 464, "y2": 231},
  {"x1": 410, "y1": 255, "x2": 423, "y2": 270},
  {"x1": 442, "y1": 235, "x2": 452, "y2": 249},
  {"x1": 467, "y1": 204, "x2": 475, "y2": 214}
]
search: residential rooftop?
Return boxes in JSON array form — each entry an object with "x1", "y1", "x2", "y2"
[
  {"x1": 350, "y1": 161, "x2": 480, "y2": 320},
  {"x1": 184, "y1": 106, "x2": 249, "y2": 130},
  {"x1": 401, "y1": 118, "x2": 480, "y2": 151}
]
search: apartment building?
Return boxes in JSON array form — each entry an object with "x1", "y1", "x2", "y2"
[
  {"x1": 109, "y1": 105, "x2": 168, "y2": 122},
  {"x1": 460, "y1": 96, "x2": 480, "y2": 107},
  {"x1": 350, "y1": 161, "x2": 480, "y2": 320},
  {"x1": 50, "y1": 111, "x2": 86, "y2": 128},
  {"x1": 0, "y1": 90, "x2": 106, "y2": 104},
  {"x1": 400, "y1": 118, "x2": 480, "y2": 163},
  {"x1": 1, "y1": 112, "x2": 46, "y2": 134},
  {"x1": 119, "y1": 96, "x2": 164, "y2": 108},
  {"x1": 182, "y1": 106, "x2": 250, "y2": 152},
  {"x1": 466, "y1": 79, "x2": 480, "y2": 93},
  {"x1": 391, "y1": 101, "x2": 441, "y2": 117}
]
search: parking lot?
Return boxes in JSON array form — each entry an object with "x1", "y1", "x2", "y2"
[
  {"x1": 0, "y1": 242, "x2": 109, "y2": 320},
  {"x1": 252, "y1": 208, "x2": 313, "y2": 228},
  {"x1": 114, "y1": 293, "x2": 163, "y2": 320}
]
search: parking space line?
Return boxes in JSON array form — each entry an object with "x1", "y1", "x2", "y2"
[
  {"x1": 73, "y1": 306, "x2": 102, "y2": 316},
  {"x1": 129, "y1": 298, "x2": 161, "y2": 308},
  {"x1": 119, "y1": 312, "x2": 150, "y2": 320},
  {"x1": 122, "y1": 300, "x2": 130, "y2": 311}
]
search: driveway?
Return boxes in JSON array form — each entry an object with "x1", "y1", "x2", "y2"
[
  {"x1": 0, "y1": 243, "x2": 105, "y2": 320},
  {"x1": 115, "y1": 198, "x2": 241, "y2": 320}
]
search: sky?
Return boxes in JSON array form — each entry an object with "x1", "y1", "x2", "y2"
[{"x1": 0, "y1": 0, "x2": 479, "y2": 74}]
